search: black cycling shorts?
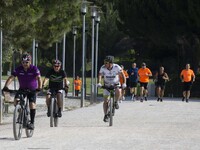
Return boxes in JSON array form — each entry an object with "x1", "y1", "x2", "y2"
[
  {"x1": 15, "y1": 90, "x2": 36, "y2": 103},
  {"x1": 139, "y1": 82, "x2": 148, "y2": 89}
]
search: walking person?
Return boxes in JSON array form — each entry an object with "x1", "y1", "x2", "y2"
[
  {"x1": 97, "y1": 56, "x2": 126, "y2": 122},
  {"x1": 180, "y1": 63, "x2": 195, "y2": 102},
  {"x1": 74, "y1": 75, "x2": 82, "y2": 97},
  {"x1": 138, "y1": 62, "x2": 152, "y2": 102},
  {"x1": 154, "y1": 66, "x2": 169, "y2": 102},
  {"x1": 42, "y1": 59, "x2": 69, "y2": 117},
  {"x1": 127, "y1": 62, "x2": 139, "y2": 101},
  {"x1": 119, "y1": 65, "x2": 129, "y2": 102},
  {"x1": 3, "y1": 53, "x2": 42, "y2": 129}
]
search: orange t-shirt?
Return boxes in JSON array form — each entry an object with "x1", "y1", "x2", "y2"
[
  {"x1": 119, "y1": 70, "x2": 129, "y2": 84},
  {"x1": 180, "y1": 69, "x2": 195, "y2": 82},
  {"x1": 74, "y1": 79, "x2": 82, "y2": 90},
  {"x1": 138, "y1": 68, "x2": 152, "y2": 83}
]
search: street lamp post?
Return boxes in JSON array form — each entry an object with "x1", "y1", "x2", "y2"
[
  {"x1": 81, "y1": 1, "x2": 87, "y2": 107},
  {"x1": 94, "y1": 12, "x2": 100, "y2": 102},
  {"x1": 32, "y1": 39, "x2": 36, "y2": 65},
  {"x1": 56, "y1": 42, "x2": 58, "y2": 60},
  {"x1": 72, "y1": 26, "x2": 77, "y2": 97},
  {"x1": 35, "y1": 42, "x2": 38, "y2": 67},
  {"x1": 0, "y1": 19, "x2": 3, "y2": 123},
  {"x1": 90, "y1": 6, "x2": 97, "y2": 104}
]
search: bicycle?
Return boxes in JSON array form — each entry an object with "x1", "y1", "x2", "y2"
[
  {"x1": 48, "y1": 88, "x2": 65, "y2": 127},
  {"x1": 2, "y1": 89, "x2": 35, "y2": 140},
  {"x1": 101, "y1": 84, "x2": 118, "y2": 126}
]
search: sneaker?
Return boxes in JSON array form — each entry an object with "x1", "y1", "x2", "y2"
[
  {"x1": 47, "y1": 110, "x2": 50, "y2": 117},
  {"x1": 27, "y1": 123, "x2": 34, "y2": 130},
  {"x1": 122, "y1": 96, "x2": 125, "y2": 100},
  {"x1": 186, "y1": 99, "x2": 189, "y2": 103},
  {"x1": 57, "y1": 110, "x2": 62, "y2": 117},
  {"x1": 114, "y1": 102, "x2": 119, "y2": 109},
  {"x1": 160, "y1": 98, "x2": 163, "y2": 102},
  {"x1": 182, "y1": 97, "x2": 185, "y2": 102},
  {"x1": 140, "y1": 98, "x2": 143, "y2": 102},
  {"x1": 144, "y1": 97, "x2": 147, "y2": 101},
  {"x1": 131, "y1": 95, "x2": 135, "y2": 101},
  {"x1": 157, "y1": 98, "x2": 160, "y2": 102},
  {"x1": 103, "y1": 115, "x2": 109, "y2": 122}
]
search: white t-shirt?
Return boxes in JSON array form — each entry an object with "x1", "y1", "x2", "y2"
[{"x1": 99, "y1": 63, "x2": 122, "y2": 86}]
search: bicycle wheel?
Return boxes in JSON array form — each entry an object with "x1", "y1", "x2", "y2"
[
  {"x1": 50, "y1": 97, "x2": 54, "y2": 127},
  {"x1": 13, "y1": 104, "x2": 23, "y2": 140},
  {"x1": 53, "y1": 100, "x2": 59, "y2": 127},
  {"x1": 109, "y1": 97, "x2": 113, "y2": 126},
  {"x1": 25, "y1": 109, "x2": 34, "y2": 137}
]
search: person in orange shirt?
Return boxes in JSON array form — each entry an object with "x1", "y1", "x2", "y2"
[
  {"x1": 119, "y1": 65, "x2": 129, "y2": 102},
  {"x1": 180, "y1": 63, "x2": 195, "y2": 102},
  {"x1": 138, "y1": 62, "x2": 152, "y2": 102},
  {"x1": 74, "y1": 76, "x2": 82, "y2": 97}
]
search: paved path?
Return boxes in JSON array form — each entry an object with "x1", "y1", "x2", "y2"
[{"x1": 0, "y1": 97, "x2": 200, "y2": 150}]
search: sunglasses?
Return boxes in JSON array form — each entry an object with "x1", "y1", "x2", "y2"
[
  {"x1": 22, "y1": 61, "x2": 29, "y2": 64},
  {"x1": 54, "y1": 65, "x2": 60, "y2": 68}
]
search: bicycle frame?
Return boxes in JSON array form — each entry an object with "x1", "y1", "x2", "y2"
[
  {"x1": 102, "y1": 85, "x2": 117, "y2": 126},
  {"x1": 49, "y1": 90, "x2": 59, "y2": 127},
  {"x1": 12, "y1": 89, "x2": 34, "y2": 140}
]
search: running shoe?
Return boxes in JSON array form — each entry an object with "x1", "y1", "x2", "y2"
[
  {"x1": 114, "y1": 101, "x2": 119, "y2": 109},
  {"x1": 103, "y1": 115, "x2": 109, "y2": 122},
  {"x1": 182, "y1": 97, "x2": 185, "y2": 101},
  {"x1": 57, "y1": 110, "x2": 62, "y2": 117}
]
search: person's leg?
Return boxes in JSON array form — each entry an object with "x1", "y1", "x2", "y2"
[
  {"x1": 46, "y1": 93, "x2": 51, "y2": 116},
  {"x1": 114, "y1": 88, "x2": 121, "y2": 109},
  {"x1": 144, "y1": 83, "x2": 148, "y2": 101},
  {"x1": 28, "y1": 93, "x2": 37, "y2": 129},
  {"x1": 140, "y1": 86, "x2": 144, "y2": 102},
  {"x1": 57, "y1": 92, "x2": 63, "y2": 117},
  {"x1": 156, "y1": 86, "x2": 161, "y2": 101},
  {"x1": 103, "y1": 90, "x2": 109, "y2": 122}
]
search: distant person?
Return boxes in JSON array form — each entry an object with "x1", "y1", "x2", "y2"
[
  {"x1": 180, "y1": 63, "x2": 195, "y2": 102},
  {"x1": 65, "y1": 80, "x2": 70, "y2": 98},
  {"x1": 42, "y1": 59, "x2": 69, "y2": 117},
  {"x1": 138, "y1": 62, "x2": 152, "y2": 102},
  {"x1": 127, "y1": 63, "x2": 139, "y2": 101},
  {"x1": 154, "y1": 66, "x2": 169, "y2": 102},
  {"x1": 3, "y1": 53, "x2": 42, "y2": 130},
  {"x1": 74, "y1": 76, "x2": 82, "y2": 97},
  {"x1": 119, "y1": 65, "x2": 129, "y2": 102}
]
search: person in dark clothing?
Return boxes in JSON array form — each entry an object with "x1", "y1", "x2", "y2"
[
  {"x1": 42, "y1": 59, "x2": 68, "y2": 117},
  {"x1": 154, "y1": 66, "x2": 169, "y2": 102},
  {"x1": 127, "y1": 63, "x2": 138, "y2": 101}
]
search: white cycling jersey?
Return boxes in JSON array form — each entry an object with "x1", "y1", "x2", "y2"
[{"x1": 99, "y1": 63, "x2": 122, "y2": 86}]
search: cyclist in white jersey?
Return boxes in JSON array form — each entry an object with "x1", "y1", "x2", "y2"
[{"x1": 97, "y1": 56, "x2": 126, "y2": 122}]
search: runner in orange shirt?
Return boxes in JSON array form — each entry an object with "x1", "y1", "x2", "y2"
[
  {"x1": 74, "y1": 76, "x2": 82, "y2": 97},
  {"x1": 138, "y1": 62, "x2": 152, "y2": 102},
  {"x1": 119, "y1": 65, "x2": 129, "y2": 102},
  {"x1": 180, "y1": 64, "x2": 195, "y2": 102}
]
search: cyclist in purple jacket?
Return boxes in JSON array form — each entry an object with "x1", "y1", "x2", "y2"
[{"x1": 3, "y1": 53, "x2": 42, "y2": 130}]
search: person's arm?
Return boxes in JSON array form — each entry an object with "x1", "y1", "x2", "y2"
[
  {"x1": 180, "y1": 71, "x2": 184, "y2": 82},
  {"x1": 192, "y1": 71, "x2": 195, "y2": 82},
  {"x1": 4, "y1": 75, "x2": 15, "y2": 88},
  {"x1": 64, "y1": 77, "x2": 69, "y2": 87},
  {"x1": 36, "y1": 75, "x2": 42, "y2": 89},
  {"x1": 163, "y1": 73, "x2": 169, "y2": 81},
  {"x1": 98, "y1": 73, "x2": 102, "y2": 83},
  {"x1": 42, "y1": 77, "x2": 49, "y2": 88}
]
